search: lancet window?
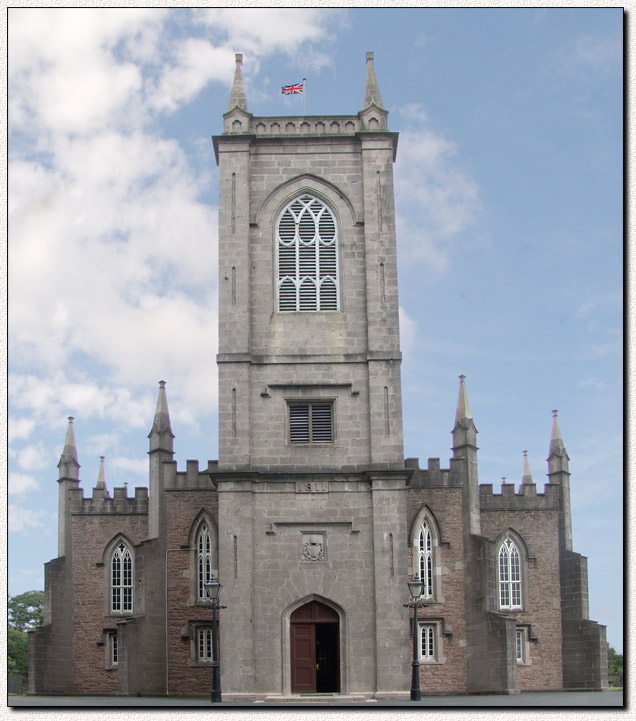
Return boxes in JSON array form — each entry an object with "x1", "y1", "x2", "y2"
[
  {"x1": 196, "y1": 522, "x2": 213, "y2": 602},
  {"x1": 499, "y1": 537, "x2": 522, "y2": 610},
  {"x1": 111, "y1": 542, "x2": 133, "y2": 613},
  {"x1": 417, "y1": 519, "x2": 434, "y2": 599}
]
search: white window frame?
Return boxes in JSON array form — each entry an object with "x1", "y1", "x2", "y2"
[
  {"x1": 110, "y1": 631, "x2": 118, "y2": 667},
  {"x1": 190, "y1": 622, "x2": 217, "y2": 666},
  {"x1": 111, "y1": 542, "x2": 133, "y2": 614},
  {"x1": 197, "y1": 626, "x2": 213, "y2": 663},
  {"x1": 410, "y1": 508, "x2": 441, "y2": 603},
  {"x1": 516, "y1": 626, "x2": 529, "y2": 665},
  {"x1": 417, "y1": 621, "x2": 446, "y2": 664},
  {"x1": 419, "y1": 623, "x2": 436, "y2": 662},
  {"x1": 103, "y1": 629, "x2": 118, "y2": 670},
  {"x1": 417, "y1": 520, "x2": 434, "y2": 600},
  {"x1": 288, "y1": 401, "x2": 334, "y2": 444},
  {"x1": 276, "y1": 194, "x2": 340, "y2": 312},
  {"x1": 196, "y1": 522, "x2": 213, "y2": 603},
  {"x1": 498, "y1": 537, "x2": 523, "y2": 610}
]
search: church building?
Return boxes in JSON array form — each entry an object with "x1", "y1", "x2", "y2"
[{"x1": 28, "y1": 53, "x2": 608, "y2": 700}]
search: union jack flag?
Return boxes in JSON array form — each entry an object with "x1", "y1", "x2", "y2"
[{"x1": 282, "y1": 81, "x2": 304, "y2": 95}]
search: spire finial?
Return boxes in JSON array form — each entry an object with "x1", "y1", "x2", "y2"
[
  {"x1": 152, "y1": 380, "x2": 171, "y2": 429},
  {"x1": 362, "y1": 51, "x2": 384, "y2": 110},
  {"x1": 522, "y1": 450, "x2": 533, "y2": 484},
  {"x1": 549, "y1": 408, "x2": 565, "y2": 453},
  {"x1": 58, "y1": 415, "x2": 80, "y2": 479},
  {"x1": 227, "y1": 52, "x2": 248, "y2": 112},
  {"x1": 455, "y1": 374, "x2": 473, "y2": 423},
  {"x1": 96, "y1": 456, "x2": 106, "y2": 489},
  {"x1": 63, "y1": 417, "x2": 77, "y2": 457},
  {"x1": 149, "y1": 380, "x2": 175, "y2": 449}
]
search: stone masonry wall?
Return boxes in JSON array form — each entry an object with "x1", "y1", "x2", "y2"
[
  {"x1": 561, "y1": 551, "x2": 608, "y2": 690},
  {"x1": 164, "y1": 488, "x2": 219, "y2": 697},
  {"x1": 216, "y1": 122, "x2": 404, "y2": 472},
  {"x1": 406, "y1": 486, "x2": 468, "y2": 694},
  {"x1": 70, "y1": 510, "x2": 147, "y2": 694},
  {"x1": 480, "y1": 505, "x2": 563, "y2": 691},
  {"x1": 29, "y1": 557, "x2": 75, "y2": 694},
  {"x1": 250, "y1": 478, "x2": 381, "y2": 695}
]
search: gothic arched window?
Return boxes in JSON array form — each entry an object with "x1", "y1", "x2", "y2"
[
  {"x1": 411, "y1": 508, "x2": 441, "y2": 602},
  {"x1": 276, "y1": 194, "x2": 339, "y2": 312},
  {"x1": 417, "y1": 520, "x2": 434, "y2": 599},
  {"x1": 111, "y1": 542, "x2": 133, "y2": 613},
  {"x1": 498, "y1": 537, "x2": 522, "y2": 610},
  {"x1": 196, "y1": 522, "x2": 213, "y2": 602}
]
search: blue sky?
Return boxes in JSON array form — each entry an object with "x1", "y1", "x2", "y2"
[{"x1": 8, "y1": 8, "x2": 623, "y2": 652}]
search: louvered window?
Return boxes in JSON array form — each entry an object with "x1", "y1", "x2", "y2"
[
  {"x1": 276, "y1": 194, "x2": 339, "y2": 312},
  {"x1": 289, "y1": 402, "x2": 333, "y2": 444}
]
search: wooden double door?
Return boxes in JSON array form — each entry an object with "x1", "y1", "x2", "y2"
[{"x1": 290, "y1": 601, "x2": 340, "y2": 693}]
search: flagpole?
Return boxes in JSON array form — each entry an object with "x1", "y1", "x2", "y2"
[{"x1": 302, "y1": 77, "x2": 306, "y2": 116}]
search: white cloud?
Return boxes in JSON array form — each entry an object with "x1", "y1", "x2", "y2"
[
  {"x1": 9, "y1": 417, "x2": 35, "y2": 442},
  {"x1": 16, "y1": 444, "x2": 52, "y2": 472},
  {"x1": 570, "y1": 34, "x2": 622, "y2": 74},
  {"x1": 150, "y1": 41, "x2": 235, "y2": 113},
  {"x1": 7, "y1": 7, "x2": 344, "y2": 469},
  {"x1": 8, "y1": 8, "x2": 165, "y2": 135},
  {"x1": 577, "y1": 378, "x2": 607, "y2": 391},
  {"x1": 9, "y1": 472, "x2": 40, "y2": 496},
  {"x1": 394, "y1": 104, "x2": 480, "y2": 272},
  {"x1": 576, "y1": 302, "x2": 596, "y2": 318},
  {"x1": 195, "y1": 8, "x2": 340, "y2": 59},
  {"x1": 8, "y1": 503, "x2": 48, "y2": 533},
  {"x1": 110, "y1": 456, "x2": 149, "y2": 478},
  {"x1": 398, "y1": 306, "x2": 417, "y2": 359}
]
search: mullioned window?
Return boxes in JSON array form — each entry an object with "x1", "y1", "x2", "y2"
[
  {"x1": 111, "y1": 542, "x2": 133, "y2": 614},
  {"x1": 276, "y1": 194, "x2": 339, "y2": 312},
  {"x1": 498, "y1": 537, "x2": 522, "y2": 610}
]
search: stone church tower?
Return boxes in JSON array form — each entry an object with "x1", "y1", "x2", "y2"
[
  {"x1": 213, "y1": 52, "x2": 409, "y2": 695},
  {"x1": 28, "y1": 53, "x2": 608, "y2": 700}
]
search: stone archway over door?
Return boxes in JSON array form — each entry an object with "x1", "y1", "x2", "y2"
[{"x1": 290, "y1": 600, "x2": 340, "y2": 693}]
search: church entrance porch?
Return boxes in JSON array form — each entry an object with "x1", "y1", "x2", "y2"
[{"x1": 290, "y1": 601, "x2": 340, "y2": 694}]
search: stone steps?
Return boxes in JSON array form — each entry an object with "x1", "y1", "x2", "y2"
[{"x1": 258, "y1": 694, "x2": 373, "y2": 704}]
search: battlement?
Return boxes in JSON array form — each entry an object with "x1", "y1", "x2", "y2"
[
  {"x1": 165, "y1": 459, "x2": 218, "y2": 491},
  {"x1": 406, "y1": 457, "x2": 461, "y2": 488},
  {"x1": 479, "y1": 482, "x2": 560, "y2": 511},
  {"x1": 252, "y1": 115, "x2": 361, "y2": 137},
  {"x1": 69, "y1": 485, "x2": 148, "y2": 515}
]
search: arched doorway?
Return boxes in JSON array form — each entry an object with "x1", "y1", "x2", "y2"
[{"x1": 290, "y1": 600, "x2": 340, "y2": 693}]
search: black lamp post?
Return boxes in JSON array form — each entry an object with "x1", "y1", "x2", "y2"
[
  {"x1": 404, "y1": 575, "x2": 425, "y2": 702},
  {"x1": 204, "y1": 578, "x2": 224, "y2": 703}
]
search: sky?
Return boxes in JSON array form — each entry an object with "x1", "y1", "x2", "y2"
[{"x1": 7, "y1": 8, "x2": 623, "y2": 653}]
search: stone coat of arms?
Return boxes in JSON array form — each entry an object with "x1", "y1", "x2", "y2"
[{"x1": 302, "y1": 534, "x2": 325, "y2": 563}]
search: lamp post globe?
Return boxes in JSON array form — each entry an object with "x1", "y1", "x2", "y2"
[{"x1": 406, "y1": 576, "x2": 423, "y2": 702}]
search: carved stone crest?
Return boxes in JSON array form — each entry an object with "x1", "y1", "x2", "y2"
[{"x1": 302, "y1": 533, "x2": 325, "y2": 563}]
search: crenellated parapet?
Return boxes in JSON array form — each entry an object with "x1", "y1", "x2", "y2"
[
  {"x1": 69, "y1": 485, "x2": 148, "y2": 515},
  {"x1": 164, "y1": 459, "x2": 218, "y2": 491},
  {"x1": 239, "y1": 115, "x2": 362, "y2": 136},
  {"x1": 406, "y1": 457, "x2": 461, "y2": 487},
  {"x1": 479, "y1": 482, "x2": 560, "y2": 511}
]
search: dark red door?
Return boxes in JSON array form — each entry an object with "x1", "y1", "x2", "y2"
[
  {"x1": 290, "y1": 623, "x2": 316, "y2": 692},
  {"x1": 291, "y1": 601, "x2": 339, "y2": 694}
]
